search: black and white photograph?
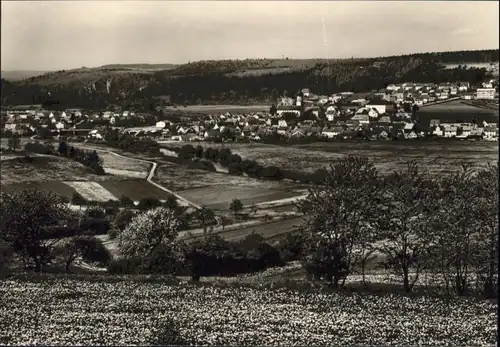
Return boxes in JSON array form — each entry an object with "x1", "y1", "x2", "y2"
[{"x1": 0, "y1": 0, "x2": 498, "y2": 345}]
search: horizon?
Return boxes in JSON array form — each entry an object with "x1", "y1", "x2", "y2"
[{"x1": 1, "y1": 1, "x2": 499, "y2": 71}]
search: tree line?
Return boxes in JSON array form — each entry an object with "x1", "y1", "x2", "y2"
[
  {"x1": 24, "y1": 141, "x2": 105, "y2": 175},
  {"x1": 170, "y1": 144, "x2": 328, "y2": 184},
  {"x1": 2, "y1": 49, "x2": 497, "y2": 108}
]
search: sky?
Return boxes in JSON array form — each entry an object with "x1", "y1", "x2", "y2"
[{"x1": 1, "y1": 1, "x2": 499, "y2": 71}]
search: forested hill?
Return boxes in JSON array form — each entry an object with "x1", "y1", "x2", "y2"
[{"x1": 1, "y1": 49, "x2": 498, "y2": 109}]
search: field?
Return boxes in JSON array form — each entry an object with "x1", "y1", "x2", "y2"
[
  {"x1": 189, "y1": 141, "x2": 498, "y2": 176},
  {"x1": 0, "y1": 156, "x2": 118, "y2": 185},
  {"x1": 1, "y1": 178, "x2": 170, "y2": 203},
  {"x1": 179, "y1": 186, "x2": 300, "y2": 210},
  {"x1": 98, "y1": 179, "x2": 173, "y2": 201},
  {"x1": 0, "y1": 154, "x2": 170, "y2": 202},
  {"x1": 0, "y1": 276, "x2": 495, "y2": 346},
  {"x1": 163, "y1": 104, "x2": 269, "y2": 114},
  {"x1": 155, "y1": 161, "x2": 305, "y2": 210},
  {"x1": 97, "y1": 152, "x2": 150, "y2": 179},
  {"x1": 417, "y1": 100, "x2": 499, "y2": 127},
  {"x1": 0, "y1": 181, "x2": 78, "y2": 200},
  {"x1": 207, "y1": 217, "x2": 301, "y2": 242}
]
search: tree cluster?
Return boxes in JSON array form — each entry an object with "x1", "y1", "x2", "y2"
[
  {"x1": 58, "y1": 141, "x2": 105, "y2": 175},
  {"x1": 0, "y1": 189, "x2": 112, "y2": 273},
  {"x1": 293, "y1": 156, "x2": 498, "y2": 297}
]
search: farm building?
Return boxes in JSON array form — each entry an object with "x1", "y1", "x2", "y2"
[{"x1": 476, "y1": 88, "x2": 495, "y2": 100}]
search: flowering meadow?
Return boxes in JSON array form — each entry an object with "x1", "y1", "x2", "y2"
[{"x1": 0, "y1": 276, "x2": 496, "y2": 346}]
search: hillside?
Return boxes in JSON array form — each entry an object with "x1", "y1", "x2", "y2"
[{"x1": 1, "y1": 49, "x2": 498, "y2": 109}]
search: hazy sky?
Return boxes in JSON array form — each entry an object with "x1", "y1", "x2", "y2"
[{"x1": 1, "y1": 1, "x2": 499, "y2": 71}]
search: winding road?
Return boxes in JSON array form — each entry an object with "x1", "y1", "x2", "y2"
[
  {"x1": 25, "y1": 137, "x2": 304, "y2": 241},
  {"x1": 76, "y1": 144, "x2": 223, "y2": 225}
]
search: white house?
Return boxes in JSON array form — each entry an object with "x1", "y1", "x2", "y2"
[
  {"x1": 432, "y1": 126, "x2": 444, "y2": 137},
  {"x1": 458, "y1": 82, "x2": 470, "y2": 91},
  {"x1": 329, "y1": 95, "x2": 343, "y2": 103},
  {"x1": 278, "y1": 120, "x2": 288, "y2": 128},
  {"x1": 366, "y1": 104, "x2": 387, "y2": 115},
  {"x1": 444, "y1": 126, "x2": 458, "y2": 138},
  {"x1": 156, "y1": 121, "x2": 166, "y2": 129},
  {"x1": 322, "y1": 126, "x2": 343, "y2": 138},
  {"x1": 404, "y1": 131, "x2": 418, "y2": 139},
  {"x1": 476, "y1": 88, "x2": 495, "y2": 100},
  {"x1": 276, "y1": 108, "x2": 301, "y2": 117},
  {"x1": 386, "y1": 84, "x2": 399, "y2": 91},
  {"x1": 458, "y1": 125, "x2": 474, "y2": 138},
  {"x1": 484, "y1": 126, "x2": 498, "y2": 140},
  {"x1": 55, "y1": 122, "x2": 65, "y2": 130},
  {"x1": 403, "y1": 123, "x2": 415, "y2": 132}
]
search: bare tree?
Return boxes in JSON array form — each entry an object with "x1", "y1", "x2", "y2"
[
  {"x1": 296, "y1": 155, "x2": 381, "y2": 287},
  {"x1": 472, "y1": 163, "x2": 498, "y2": 297},
  {"x1": 378, "y1": 161, "x2": 436, "y2": 293}
]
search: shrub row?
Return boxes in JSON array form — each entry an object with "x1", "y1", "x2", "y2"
[
  {"x1": 107, "y1": 232, "x2": 296, "y2": 278},
  {"x1": 166, "y1": 144, "x2": 327, "y2": 184}
]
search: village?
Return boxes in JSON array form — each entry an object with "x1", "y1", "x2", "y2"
[{"x1": 2, "y1": 80, "x2": 499, "y2": 143}]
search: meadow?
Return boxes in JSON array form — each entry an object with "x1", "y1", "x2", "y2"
[
  {"x1": 0, "y1": 276, "x2": 495, "y2": 346},
  {"x1": 0, "y1": 156, "x2": 114, "y2": 185},
  {"x1": 97, "y1": 152, "x2": 150, "y2": 179},
  {"x1": 191, "y1": 141, "x2": 499, "y2": 176}
]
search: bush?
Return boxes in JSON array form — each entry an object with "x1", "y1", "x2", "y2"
[
  {"x1": 0, "y1": 240, "x2": 13, "y2": 279},
  {"x1": 71, "y1": 192, "x2": 87, "y2": 205},
  {"x1": 74, "y1": 236, "x2": 111, "y2": 265},
  {"x1": 141, "y1": 245, "x2": 181, "y2": 275},
  {"x1": 114, "y1": 209, "x2": 136, "y2": 231},
  {"x1": 237, "y1": 232, "x2": 265, "y2": 253},
  {"x1": 278, "y1": 231, "x2": 306, "y2": 261},
  {"x1": 108, "y1": 228, "x2": 119, "y2": 240},
  {"x1": 107, "y1": 257, "x2": 143, "y2": 275},
  {"x1": 247, "y1": 242, "x2": 284, "y2": 271},
  {"x1": 119, "y1": 195, "x2": 135, "y2": 207},
  {"x1": 137, "y1": 197, "x2": 162, "y2": 210},
  {"x1": 78, "y1": 218, "x2": 111, "y2": 235},
  {"x1": 84, "y1": 206, "x2": 106, "y2": 220}
]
